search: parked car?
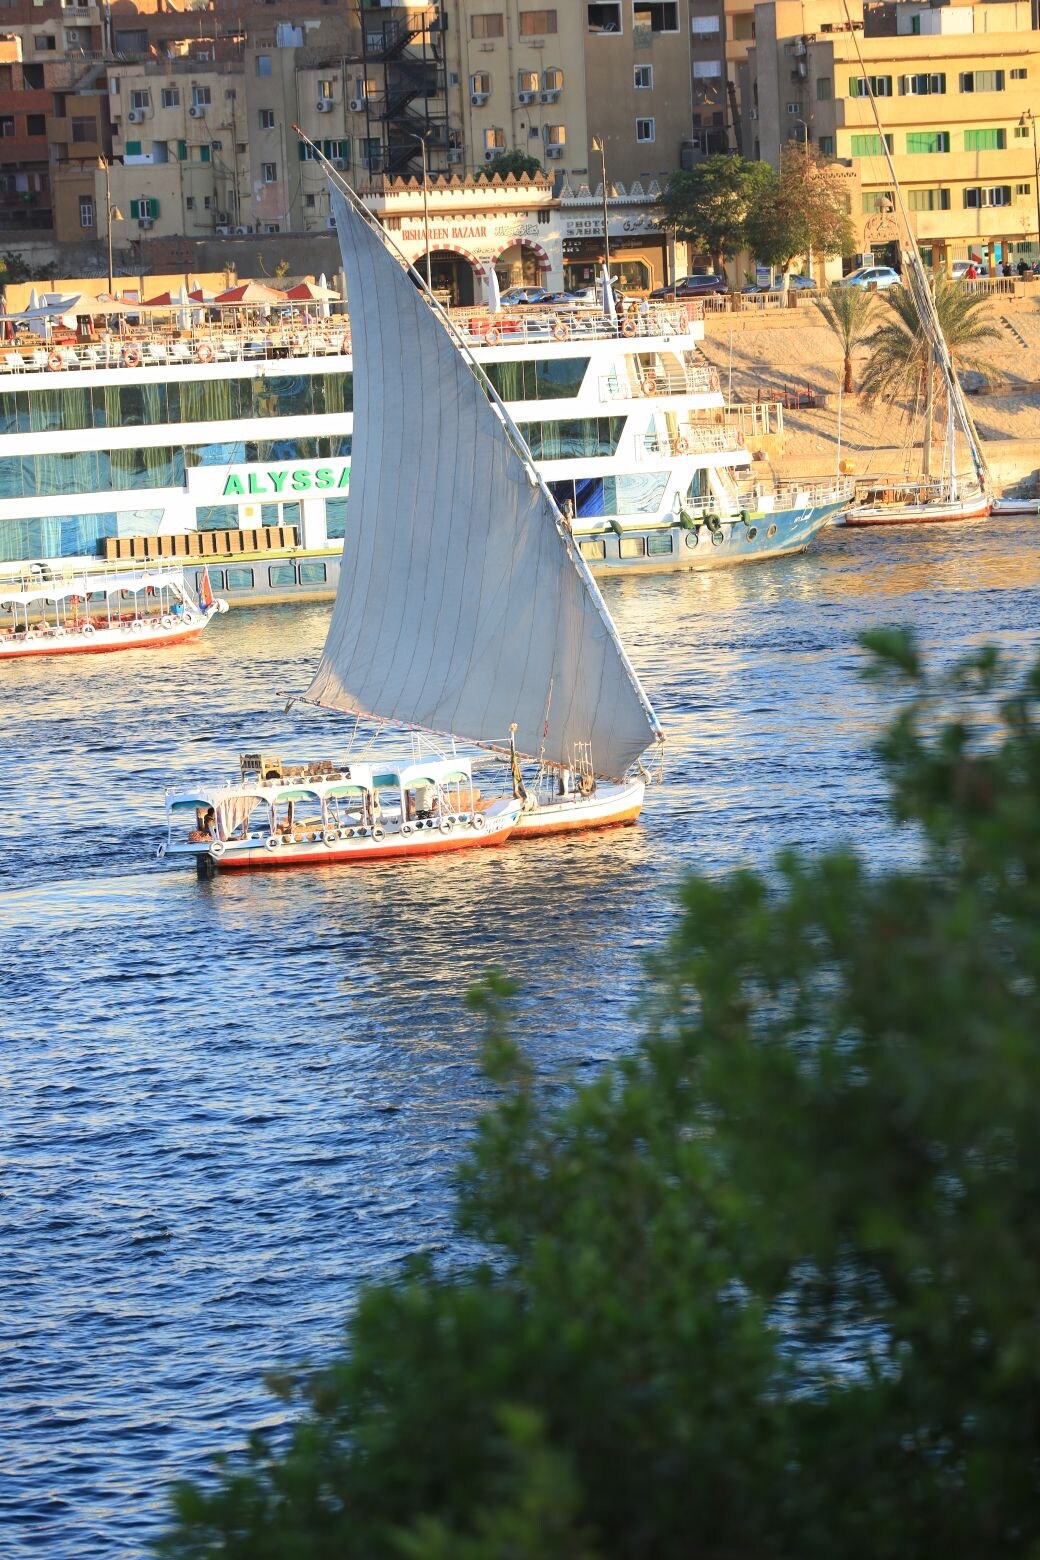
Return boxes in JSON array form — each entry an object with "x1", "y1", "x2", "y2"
[
  {"x1": 742, "y1": 273, "x2": 819, "y2": 293},
  {"x1": 649, "y1": 272, "x2": 728, "y2": 299},
  {"x1": 497, "y1": 286, "x2": 554, "y2": 306},
  {"x1": 839, "y1": 265, "x2": 902, "y2": 290}
]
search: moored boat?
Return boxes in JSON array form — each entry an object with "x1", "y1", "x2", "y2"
[{"x1": 0, "y1": 564, "x2": 225, "y2": 658}]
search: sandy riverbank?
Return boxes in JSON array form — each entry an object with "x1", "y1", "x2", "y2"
[{"x1": 698, "y1": 288, "x2": 1040, "y2": 494}]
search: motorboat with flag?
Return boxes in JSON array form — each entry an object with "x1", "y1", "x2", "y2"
[
  {"x1": 0, "y1": 563, "x2": 226, "y2": 658},
  {"x1": 159, "y1": 162, "x2": 662, "y2": 876}
]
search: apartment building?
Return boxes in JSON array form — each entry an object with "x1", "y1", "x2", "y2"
[{"x1": 745, "y1": 0, "x2": 1040, "y2": 269}]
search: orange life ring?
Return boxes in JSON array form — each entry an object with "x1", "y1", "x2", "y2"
[
  {"x1": 196, "y1": 342, "x2": 214, "y2": 364},
  {"x1": 675, "y1": 436, "x2": 690, "y2": 455},
  {"x1": 621, "y1": 318, "x2": 637, "y2": 337},
  {"x1": 642, "y1": 375, "x2": 657, "y2": 396},
  {"x1": 485, "y1": 327, "x2": 501, "y2": 346},
  {"x1": 47, "y1": 351, "x2": 64, "y2": 372},
  {"x1": 340, "y1": 333, "x2": 351, "y2": 354},
  {"x1": 708, "y1": 368, "x2": 721, "y2": 392},
  {"x1": 122, "y1": 344, "x2": 141, "y2": 368},
  {"x1": 677, "y1": 307, "x2": 690, "y2": 329},
  {"x1": 552, "y1": 321, "x2": 570, "y2": 341}
]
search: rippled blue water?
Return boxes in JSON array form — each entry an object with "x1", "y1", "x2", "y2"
[{"x1": 3, "y1": 519, "x2": 1038, "y2": 1557}]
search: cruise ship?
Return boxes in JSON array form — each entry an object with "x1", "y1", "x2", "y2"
[{"x1": 0, "y1": 300, "x2": 850, "y2": 605}]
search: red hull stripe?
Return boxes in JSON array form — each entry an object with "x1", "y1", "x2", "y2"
[
  {"x1": 0, "y1": 629, "x2": 205, "y2": 658},
  {"x1": 210, "y1": 831, "x2": 514, "y2": 870}
]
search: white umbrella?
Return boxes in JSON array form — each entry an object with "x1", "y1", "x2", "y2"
[
  {"x1": 317, "y1": 272, "x2": 331, "y2": 319},
  {"x1": 28, "y1": 288, "x2": 40, "y2": 311},
  {"x1": 177, "y1": 283, "x2": 191, "y2": 333},
  {"x1": 600, "y1": 265, "x2": 616, "y2": 321},
  {"x1": 487, "y1": 265, "x2": 501, "y2": 315}
]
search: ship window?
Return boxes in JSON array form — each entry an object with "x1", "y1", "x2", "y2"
[
  {"x1": 196, "y1": 504, "x2": 239, "y2": 531},
  {"x1": 260, "y1": 503, "x2": 281, "y2": 525},
  {"x1": 646, "y1": 531, "x2": 673, "y2": 556},
  {"x1": 483, "y1": 356, "x2": 589, "y2": 400},
  {"x1": 517, "y1": 416, "x2": 625, "y2": 458},
  {"x1": 299, "y1": 560, "x2": 327, "y2": 584},
  {"x1": 269, "y1": 563, "x2": 296, "y2": 586},
  {"x1": 325, "y1": 497, "x2": 349, "y2": 539},
  {"x1": 579, "y1": 539, "x2": 607, "y2": 560},
  {"x1": 225, "y1": 567, "x2": 255, "y2": 589},
  {"x1": 618, "y1": 536, "x2": 646, "y2": 558}
]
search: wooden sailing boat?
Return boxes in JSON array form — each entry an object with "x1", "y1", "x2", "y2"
[
  {"x1": 843, "y1": 29, "x2": 990, "y2": 528},
  {"x1": 159, "y1": 172, "x2": 662, "y2": 874}
]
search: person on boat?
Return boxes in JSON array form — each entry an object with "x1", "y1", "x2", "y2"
[
  {"x1": 415, "y1": 782, "x2": 436, "y2": 821},
  {"x1": 562, "y1": 497, "x2": 575, "y2": 535}
]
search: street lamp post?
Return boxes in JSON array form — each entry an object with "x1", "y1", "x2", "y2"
[
  {"x1": 794, "y1": 120, "x2": 812, "y2": 283},
  {"x1": 99, "y1": 155, "x2": 123, "y2": 295},
  {"x1": 1020, "y1": 111, "x2": 1040, "y2": 267},
  {"x1": 592, "y1": 135, "x2": 611, "y2": 286},
  {"x1": 410, "y1": 131, "x2": 433, "y2": 292}
]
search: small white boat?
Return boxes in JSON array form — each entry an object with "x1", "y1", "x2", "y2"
[
  {"x1": 990, "y1": 496, "x2": 1040, "y2": 518},
  {"x1": 0, "y1": 565, "x2": 226, "y2": 659},
  {"x1": 161, "y1": 754, "x2": 519, "y2": 875}
]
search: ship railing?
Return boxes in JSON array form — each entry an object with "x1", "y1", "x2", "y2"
[
  {"x1": 449, "y1": 303, "x2": 700, "y2": 349},
  {"x1": 0, "y1": 326, "x2": 354, "y2": 374},
  {"x1": 737, "y1": 474, "x2": 855, "y2": 505}
]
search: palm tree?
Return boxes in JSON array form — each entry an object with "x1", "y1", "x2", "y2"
[
  {"x1": 859, "y1": 276, "x2": 999, "y2": 405},
  {"x1": 814, "y1": 282, "x2": 875, "y2": 394}
]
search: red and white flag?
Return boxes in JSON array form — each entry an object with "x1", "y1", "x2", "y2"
[{"x1": 198, "y1": 565, "x2": 214, "y2": 611}]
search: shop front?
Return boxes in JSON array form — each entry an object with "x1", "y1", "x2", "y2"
[{"x1": 560, "y1": 196, "x2": 671, "y2": 295}]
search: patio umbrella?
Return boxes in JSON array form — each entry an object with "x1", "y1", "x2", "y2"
[
  {"x1": 177, "y1": 282, "x2": 191, "y2": 332},
  {"x1": 487, "y1": 265, "x2": 501, "y2": 315},
  {"x1": 142, "y1": 290, "x2": 176, "y2": 307},
  {"x1": 214, "y1": 281, "x2": 288, "y2": 306},
  {"x1": 317, "y1": 272, "x2": 332, "y2": 318},
  {"x1": 600, "y1": 265, "x2": 616, "y2": 320}
]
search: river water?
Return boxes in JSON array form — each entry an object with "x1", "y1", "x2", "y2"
[{"x1": 3, "y1": 518, "x2": 1038, "y2": 1557}]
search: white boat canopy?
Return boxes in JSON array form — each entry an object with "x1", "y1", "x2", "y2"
[
  {"x1": 0, "y1": 568, "x2": 188, "y2": 607},
  {"x1": 305, "y1": 182, "x2": 661, "y2": 782}
]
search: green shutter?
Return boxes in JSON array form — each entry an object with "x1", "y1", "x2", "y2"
[
  {"x1": 178, "y1": 139, "x2": 187, "y2": 161},
  {"x1": 965, "y1": 128, "x2": 1004, "y2": 150},
  {"x1": 147, "y1": 197, "x2": 160, "y2": 218},
  {"x1": 125, "y1": 139, "x2": 141, "y2": 156},
  {"x1": 129, "y1": 198, "x2": 140, "y2": 218},
  {"x1": 200, "y1": 144, "x2": 211, "y2": 163}
]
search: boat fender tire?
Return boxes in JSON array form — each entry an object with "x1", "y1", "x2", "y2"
[
  {"x1": 621, "y1": 319, "x2": 637, "y2": 338},
  {"x1": 485, "y1": 327, "x2": 501, "y2": 346},
  {"x1": 210, "y1": 841, "x2": 226, "y2": 859},
  {"x1": 711, "y1": 529, "x2": 725, "y2": 546},
  {"x1": 708, "y1": 368, "x2": 721, "y2": 392},
  {"x1": 123, "y1": 345, "x2": 142, "y2": 369},
  {"x1": 372, "y1": 826, "x2": 385, "y2": 841},
  {"x1": 401, "y1": 823, "x2": 413, "y2": 835},
  {"x1": 675, "y1": 436, "x2": 690, "y2": 455},
  {"x1": 552, "y1": 322, "x2": 570, "y2": 342},
  {"x1": 472, "y1": 813, "x2": 487, "y2": 831},
  {"x1": 81, "y1": 623, "x2": 95, "y2": 634},
  {"x1": 265, "y1": 835, "x2": 281, "y2": 850},
  {"x1": 160, "y1": 615, "x2": 174, "y2": 628},
  {"x1": 156, "y1": 842, "x2": 167, "y2": 859},
  {"x1": 340, "y1": 333, "x2": 351, "y2": 355},
  {"x1": 677, "y1": 307, "x2": 689, "y2": 329},
  {"x1": 440, "y1": 817, "x2": 452, "y2": 834},
  {"x1": 48, "y1": 351, "x2": 64, "y2": 372},
  {"x1": 323, "y1": 827, "x2": 340, "y2": 845},
  {"x1": 197, "y1": 343, "x2": 214, "y2": 364},
  {"x1": 131, "y1": 619, "x2": 146, "y2": 631},
  {"x1": 642, "y1": 376, "x2": 657, "y2": 396}
]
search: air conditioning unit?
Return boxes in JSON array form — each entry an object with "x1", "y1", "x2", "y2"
[
  {"x1": 215, "y1": 224, "x2": 230, "y2": 235},
  {"x1": 546, "y1": 144, "x2": 563, "y2": 159},
  {"x1": 484, "y1": 148, "x2": 496, "y2": 161},
  {"x1": 217, "y1": 210, "x2": 230, "y2": 223},
  {"x1": 234, "y1": 225, "x2": 251, "y2": 234},
  {"x1": 138, "y1": 215, "x2": 153, "y2": 229},
  {"x1": 540, "y1": 89, "x2": 560, "y2": 104},
  {"x1": 471, "y1": 92, "x2": 488, "y2": 106},
  {"x1": 188, "y1": 104, "x2": 204, "y2": 118},
  {"x1": 332, "y1": 156, "x2": 346, "y2": 170},
  {"x1": 66, "y1": 28, "x2": 80, "y2": 43},
  {"x1": 316, "y1": 98, "x2": 333, "y2": 112},
  {"x1": 448, "y1": 147, "x2": 462, "y2": 163},
  {"x1": 127, "y1": 108, "x2": 143, "y2": 124},
  {"x1": 518, "y1": 90, "x2": 535, "y2": 104},
  {"x1": 348, "y1": 98, "x2": 365, "y2": 112}
]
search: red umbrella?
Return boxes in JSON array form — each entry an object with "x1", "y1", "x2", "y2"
[
  {"x1": 283, "y1": 280, "x2": 341, "y2": 302},
  {"x1": 214, "y1": 282, "x2": 288, "y2": 305},
  {"x1": 142, "y1": 290, "x2": 175, "y2": 307}
]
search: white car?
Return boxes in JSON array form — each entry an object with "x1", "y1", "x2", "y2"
[{"x1": 840, "y1": 265, "x2": 902, "y2": 290}]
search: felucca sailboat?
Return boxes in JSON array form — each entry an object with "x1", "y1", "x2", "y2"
[{"x1": 158, "y1": 172, "x2": 662, "y2": 874}]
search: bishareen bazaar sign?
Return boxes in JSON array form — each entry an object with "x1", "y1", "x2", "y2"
[{"x1": 221, "y1": 463, "x2": 350, "y2": 497}]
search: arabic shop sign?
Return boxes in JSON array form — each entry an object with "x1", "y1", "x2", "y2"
[{"x1": 222, "y1": 463, "x2": 350, "y2": 498}]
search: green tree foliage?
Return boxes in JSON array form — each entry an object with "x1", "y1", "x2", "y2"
[
  {"x1": 814, "y1": 281, "x2": 875, "y2": 393},
  {"x1": 745, "y1": 144, "x2": 855, "y2": 275},
  {"x1": 159, "y1": 635, "x2": 1040, "y2": 1560},
  {"x1": 0, "y1": 250, "x2": 34, "y2": 287},
  {"x1": 478, "y1": 150, "x2": 543, "y2": 180},
  {"x1": 860, "y1": 275, "x2": 1000, "y2": 404},
  {"x1": 659, "y1": 155, "x2": 773, "y2": 274}
]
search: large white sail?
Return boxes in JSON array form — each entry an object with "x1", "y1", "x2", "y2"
[{"x1": 305, "y1": 184, "x2": 661, "y2": 781}]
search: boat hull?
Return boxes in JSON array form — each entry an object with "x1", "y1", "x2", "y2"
[
  {"x1": 581, "y1": 501, "x2": 846, "y2": 577},
  {"x1": 163, "y1": 805, "x2": 519, "y2": 872},
  {"x1": 0, "y1": 621, "x2": 208, "y2": 658},
  {"x1": 844, "y1": 494, "x2": 991, "y2": 528},
  {"x1": 514, "y1": 777, "x2": 645, "y2": 837}
]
